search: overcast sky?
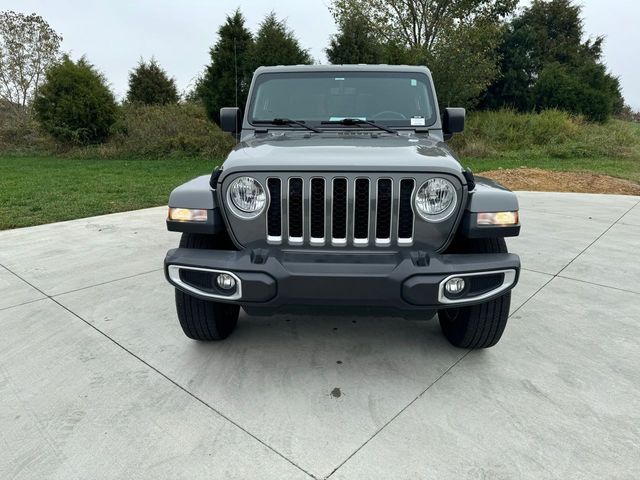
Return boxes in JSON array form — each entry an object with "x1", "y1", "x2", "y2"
[{"x1": 6, "y1": 0, "x2": 640, "y2": 109}]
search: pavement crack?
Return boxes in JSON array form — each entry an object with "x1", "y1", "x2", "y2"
[
  {"x1": 52, "y1": 268, "x2": 163, "y2": 297},
  {"x1": 555, "y1": 274, "x2": 640, "y2": 296},
  {"x1": 325, "y1": 351, "x2": 472, "y2": 479},
  {"x1": 557, "y1": 199, "x2": 640, "y2": 276}
]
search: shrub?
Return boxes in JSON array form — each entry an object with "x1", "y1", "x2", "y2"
[
  {"x1": 33, "y1": 55, "x2": 118, "y2": 145},
  {"x1": 0, "y1": 106, "x2": 55, "y2": 154},
  {"x1": 451, "y1": 109, "x2": 640, "y2": 159},
  {"x1": 73, "y1": 102, "x2": 235, "y2": 159}
]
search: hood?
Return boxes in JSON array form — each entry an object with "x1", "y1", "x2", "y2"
[{"x1": 220, "y1": 132, "x2": 466, "y2": 182}]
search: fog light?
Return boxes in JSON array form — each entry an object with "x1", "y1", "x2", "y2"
[
  {"x1": 445, "y1": 277, "x2": 466, "y2": 295},
  {"x1": 216, "y1": 273, "x2": 236, "y2": 290}
]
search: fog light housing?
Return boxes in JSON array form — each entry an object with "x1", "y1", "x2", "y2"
[
  {"x1": 216, "y1": 273, "x2": 236, "y2": 290},
  {"x1": 445, "y1": 277, "x2": 466, "y2": 295}
]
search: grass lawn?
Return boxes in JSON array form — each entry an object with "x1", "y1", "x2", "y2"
[
  {"x1": 1, "y1": 151, "x2": 638, "y2": 230},
  {"x1": 0, "y1": 156, "x2": 218, "y2": 230}
]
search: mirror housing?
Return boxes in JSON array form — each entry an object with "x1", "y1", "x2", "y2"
[
  {"x1": 220, "y1": 107, "x2": 241, "y2": 136},
  {"x1": 442, "y1": 107, "x2": 465, "y2": 140}
]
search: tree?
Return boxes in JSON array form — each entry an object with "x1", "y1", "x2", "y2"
[
  {"x1": 329, "y1": 0, "x2": 517, "y2": 107},
  {"x1": 426, "y1": 19, "x2": 503, "y2": 107},
  {"x1": 0, "y1": 11, "x2": 62, "y2": 110},
  {"x1": 326, "y1": 10, "x2": 383, "y2": 64},
  {"x1": 330, "y1": 0, "x2": 515, "y2": 51},
  {"x1": 127, "y1": 57, "x2": 178, "y2": 105},
  {"x1": 252, "y1": 12, "x2": 312, "y2": 69},
  {"x1": 534, "y1": 61, "x2": 622, "y2": 123},
  {"x1": 482, "y1": 0, "x2": 623, "y2": 121},
  {"x1": 198, "y1": 9, "x2": 254, "y2": 124},
  {"x1": 34, "y1": 55, "x2": 117, "y2": 144}
]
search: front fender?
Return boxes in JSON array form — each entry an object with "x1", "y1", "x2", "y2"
[
  {"x1": 166, "y1": 175, "x2": 225, "y2": 234},
  {"x1": 459, "y1": 176, "x2": 520, "y2": 238}
]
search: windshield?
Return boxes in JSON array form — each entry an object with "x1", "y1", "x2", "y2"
[{"x1": 248, "y1": 71, "x2": 437, "y2": 128}]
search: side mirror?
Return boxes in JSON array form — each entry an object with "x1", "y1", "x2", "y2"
[
  {"x1": 220, "y1": 107, "x2": 241, "y2": 135},
  {"x1": 442, "y1": 107, "x2": 465, "y2": 140}
]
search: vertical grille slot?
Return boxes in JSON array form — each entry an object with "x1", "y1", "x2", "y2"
[
  {"x1": 375, "y1": 179, "x2": 392, "y2": 242},
  {"x1": 398, "y1": 179, "x2": 415, "y2": 242},
  {"x1": 288, "y1": 178, "x2": 303, "y2": 241},
  {"x1": 354, "y1": 178, "x2": 370, "y2": 241},
  {"x1": 267, "y1": 178, "x2": 281, "y2": 240},
  {"x1": 310, "y1": 178, "x2": 325, "y2": 242},
  {"x1": 332, "y1": 178, "x2": 347, "y2": 242}
]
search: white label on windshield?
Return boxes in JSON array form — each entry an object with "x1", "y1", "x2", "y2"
[
  {"x1": 411, "y1": 79, "x2": 417, "y2": 86},
  {"x1": 411, "y1": 116, "x2": 425, "y2": 126},
  {"x1": 329, "y1": 116, "x2": 366, "y2": 121}
]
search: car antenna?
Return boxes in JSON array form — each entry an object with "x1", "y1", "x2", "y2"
[{"x1": 234, "y1": 37, "x2": 238, "y2": 107}]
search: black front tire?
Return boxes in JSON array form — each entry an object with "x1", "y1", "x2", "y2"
[
  {"x1": 174, "y1": 233, "x2": 239, "y2": 341},
  {"x1": 438, "y1": 237, "x2": 511, "y2": 349}
]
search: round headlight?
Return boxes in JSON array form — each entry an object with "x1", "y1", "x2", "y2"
[
  {"x1": 228, "y1": 176, "x2": 266, "y2": 216},
  {"x1": 415, "y1": 178, "x2": 457, "y2": 221}
]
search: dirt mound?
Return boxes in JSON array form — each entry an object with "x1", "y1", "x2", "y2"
[{"x1": 480, "y1": 168, "x2": 640, "y2": 196}]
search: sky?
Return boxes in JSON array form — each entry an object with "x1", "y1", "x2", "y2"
[{"x1": 5, "y1": 0, "x2": 640, "y2": 109}]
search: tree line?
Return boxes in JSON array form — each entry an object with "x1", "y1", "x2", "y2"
[
  {"x1": 0, "y1": 1, "x2": 629, "y2": 148},
  {"x1": 195, "y1": 0, "x2": 625, "y2": 123}
]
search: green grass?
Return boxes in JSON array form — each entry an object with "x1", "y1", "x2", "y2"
[{"x1": 0, "y1": 156, "x2": 218, "y2": 230}]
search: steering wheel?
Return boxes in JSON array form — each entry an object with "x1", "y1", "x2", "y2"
[{"x1": 371, "y1": 110, "x2": 407, "y2": 120}]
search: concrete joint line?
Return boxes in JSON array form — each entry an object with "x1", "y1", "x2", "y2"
[{"x1": 0, "y1": 264, "x2": 317, "y2": 480}]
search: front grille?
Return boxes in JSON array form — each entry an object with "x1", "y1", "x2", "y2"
[{"x1": 266, "y1": 175, "x2": 415, "y2": 247}]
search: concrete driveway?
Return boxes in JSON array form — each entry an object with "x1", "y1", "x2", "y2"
[{"x1": 1, "y1": 191, "x2": 639, "y2": 480}]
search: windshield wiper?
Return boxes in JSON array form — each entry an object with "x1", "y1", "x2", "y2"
[
  {"x1": 321, "y1": 118, "x2": 397, "y2": 134},
  {"x1": 254, "y1": 118, "x2": 320, "y2": 133}
]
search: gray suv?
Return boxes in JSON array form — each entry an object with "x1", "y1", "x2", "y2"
[{"x1": 164, "y1": 65, "x2": 521, "y2": 349}]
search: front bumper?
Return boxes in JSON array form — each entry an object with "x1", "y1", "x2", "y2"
[{"x1": 164, "y1": 248, "x2": 520, "y2": 311}]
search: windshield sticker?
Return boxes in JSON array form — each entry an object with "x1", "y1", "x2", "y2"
[
  {"x1": 411, "y1": 79, "x2": 417, "y2": 86},
  {"x1": 411, "y1": 116, "x2": 425, "y2": 126},
  {"x1": 330, "y1": 116, "x2": 366, "y2": 121},
  {"x1": 334, "y1": 77, "x2": 345, "y2": 81}
]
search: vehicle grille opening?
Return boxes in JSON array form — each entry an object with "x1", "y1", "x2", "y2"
[
  {"x1": 310, "y1": 178, "x2": 325, "y2": 239},
  {"x1": 376, "y1": 179, "x2": 392, "y2": 240},
  {"x1": 267, "y1": 178, "x2": 281, "y2": 238},
  {"x1": 288, "y1": 178, "x2": 303, "y2": 239},
  {"x1": 398, "y1": 179, "x2": 415, "y2": 240},
  {"x1": 332, "y1": 178, "x2": 347, "y2": 240},
  {"x1": 354, "y1": 179, "x2": 370, "y2": 239}
]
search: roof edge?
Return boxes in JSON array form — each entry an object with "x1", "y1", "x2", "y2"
[{"x1": 253, "y1": 64, "x2": 432, "y2": 74}]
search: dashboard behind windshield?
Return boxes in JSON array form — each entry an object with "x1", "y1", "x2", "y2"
[{"x1": 248, "y1": 71, "x2": 437, "y2": 128}]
